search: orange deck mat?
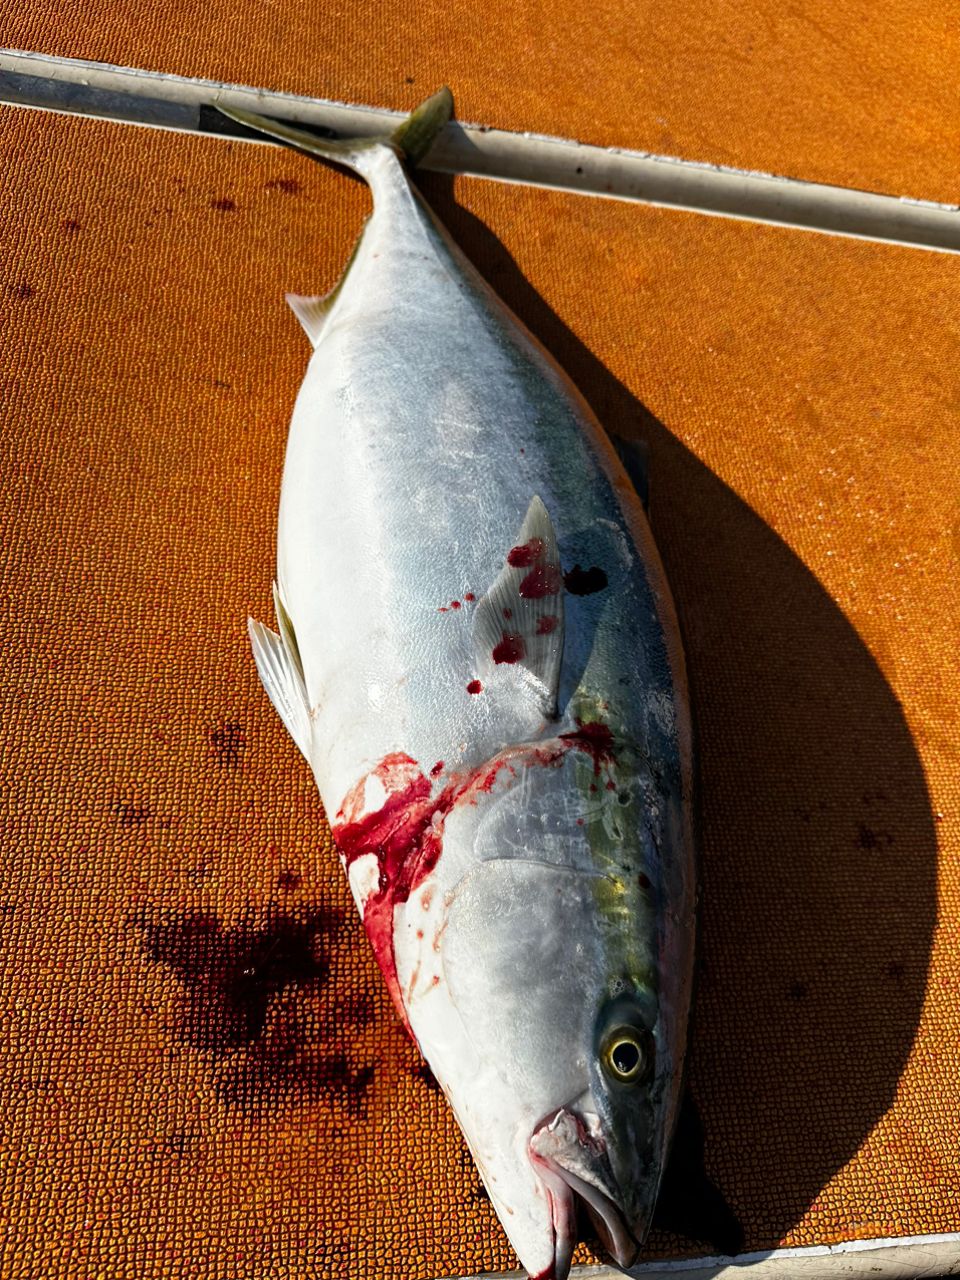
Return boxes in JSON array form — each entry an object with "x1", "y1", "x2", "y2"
[
  {"x1": 2, "y1": 1, "x2": 959, "y2": 204},
  {"x1": 1, "y1": 108, "x2": 958, "y2": 1280}
]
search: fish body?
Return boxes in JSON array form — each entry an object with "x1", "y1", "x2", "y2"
[{"x1": 226, "y1": 93, "x2": 696, "y2": 1280}]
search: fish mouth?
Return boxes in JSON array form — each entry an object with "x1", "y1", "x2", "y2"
[{"x1": 529, "y1": 1108, "x2": 641, "y2": 1279}]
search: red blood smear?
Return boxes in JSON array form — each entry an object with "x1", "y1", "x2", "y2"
[
  {"x1": 492, "y1": 633, "x2": 526, "y2": 664},
  {"x1": 503, "y1": 608, "x2": 513, "y2": 620},
  {"x1": 430, "y1": 761, "x2": 444, "y2": 777},
  {"x1": 536, "y1": 615, "x2": 558, "y2": 635},
  {"x1": 507, "y1": 538, "x2": 545, "y2": 568},
  {"x1": 332, "y1": 753, "x2": 515, "y2": 1025},
  {"x1": 519, "y1": 563, "x2": 562, "y2": 599},
  {"x1": 331, "y1": 721, "x2": 616, "y2": 1028},
  {"x1": 450, "y1": 600, "x2": 461, "y2": 609},
  {"x1": 464, "y1": 592, "x2": 475, "y2": 602},
  {"x1": 466, "y1": 680, "x2": 483, "y2": 694},
  {"x1": 557, "y1": 720, "x2": 616, "y2": 775}
]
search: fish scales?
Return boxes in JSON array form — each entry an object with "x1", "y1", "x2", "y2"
[{"x1": 224, "y1": 90, "x2": 695, "y2": 1280}]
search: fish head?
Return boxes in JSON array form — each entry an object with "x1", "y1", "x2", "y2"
[
  {"x1": 527, "y1": 986, "x2": 667, "y2": 1275},
  {"x1": 405, "y1": 780, "x2": 690, "y2": 1280}
]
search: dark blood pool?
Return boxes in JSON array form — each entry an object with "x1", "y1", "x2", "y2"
[
  {"x1": 331, "y1": 721, "x2": 617, "y2": 1026},
  {"x1": 536, "y1": 614, "x2": 558, "y2": 635},
  {"x1": 564, "y1": 564, "x2": 608, "y2": 595},
  {"x1": 430, "y1": 761, "x2": 444, "y2": 777},
  {"x1": 466, "y1": 680, "x2": 483, "y2": 694},
  {"x1": 492, "y1": 633, "x2": 525, "y2": 664},
  {"x1": 450, "y1": 600, "x2": 461, "y2": 609},
  {"x1": 507, "y1": 538, "x2": 545, "y2": 568},
  {"x1": 519, "y1": 563, "x2": 562, "y2": 599}
]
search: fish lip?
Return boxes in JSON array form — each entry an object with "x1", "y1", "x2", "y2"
[{"x1": 529, "y1": 1108, "x2": 641, "y2": 1275}]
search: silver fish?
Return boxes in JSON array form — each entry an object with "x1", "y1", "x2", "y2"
[{"x1": 220, "y1": 90, "x2": 696, "y2": 1280}]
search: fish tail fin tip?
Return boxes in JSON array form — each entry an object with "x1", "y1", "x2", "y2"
[
  {"x1": 215, "y1": 87, "x2": 452, "y2": 177},
  {"x1": 389, "y1": 86, "x2": 454, "y2": 166}
]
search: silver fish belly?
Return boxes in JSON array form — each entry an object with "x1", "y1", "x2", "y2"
[{"x1": 224, "y1": 91, "x2": 695, "y2": 1280}]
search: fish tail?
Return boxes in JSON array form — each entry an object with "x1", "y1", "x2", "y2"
[{"x1": 214, "y1": 87, "x2": 453, "y2": 177}]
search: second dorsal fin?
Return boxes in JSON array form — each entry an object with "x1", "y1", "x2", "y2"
[{"x1": 473, "y1": 496, "x2": 565, "y2": 720}]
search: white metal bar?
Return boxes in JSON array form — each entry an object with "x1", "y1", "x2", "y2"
[
  {"x1": 440, "y1": 1232, "x2": 960, "y2": 1280},
  {"x1": 1, "y1": 49, "x2": 959, "y2": 254}
]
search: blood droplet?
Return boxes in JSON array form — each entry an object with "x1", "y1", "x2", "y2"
[
  {"x1": 492, "y1": 633, "x2": 525, "y2": 664},
  {"x1": 507, "y1": 538, "x2": 545, "y2": 568},
  {"x1": 520, "y1": 564, "x2": 562, "y2": 598},
  {"x1": 466, "y1": 680, "x2": 483, "y2": 695}
]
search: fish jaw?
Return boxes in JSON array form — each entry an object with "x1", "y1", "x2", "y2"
[{"x1": 530, "y1": 1107, "x2": 644, "y2": 1272}]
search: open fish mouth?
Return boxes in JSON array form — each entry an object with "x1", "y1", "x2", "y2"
[{"x1": 529, "y1": 1108, "x2": 641, "y2": 1279}]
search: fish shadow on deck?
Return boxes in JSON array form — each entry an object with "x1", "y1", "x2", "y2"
[{"x1": 419, "y1": 174, "x2": 937, "y2": 1260}]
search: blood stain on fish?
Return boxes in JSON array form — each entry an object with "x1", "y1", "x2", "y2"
[
  {"x1": 564, "y1": 564, "x2": 608, "y2": 595},
  {"x1": 450, "y1": 600, "x2": 461, "y2": 609},
  {"x1": 464, "y1": 592, "x2": 476, "y2": 602},
  {"x1": 210, "y1": 197, "x2": 236, "y2": 212},
  {"x1": 430, "y1": 761, "x2": 444, "y2": 777},
  {"x1": 536, "y1": 615, "x2": 558, "y2": 635},
  {"x1": 492, "y1": 633, "x2": 525, "y2": 664},
  {"x1": 519, "y1": 564, "x2": 562, "y2": 598},
  {"x1": 507, "y1": 538, "x2": 545, "y2": 567},
  {"x1": 466, "y1": 680, "x2": 483, "y2": 694},
  {"x1": 331, "y1": 722, "x2": 616, "y2": 1022}
]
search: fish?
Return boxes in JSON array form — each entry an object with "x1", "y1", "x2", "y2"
[{"x1": 218, "y1": 88, "x2": 696, "y2": 1280}]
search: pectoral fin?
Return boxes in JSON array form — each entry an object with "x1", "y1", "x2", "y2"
[{"x1": 473, "y1": 495, "x2": 565, "y2": 720}]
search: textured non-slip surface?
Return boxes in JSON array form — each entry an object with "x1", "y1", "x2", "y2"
[
  {"x1": 1, "y1": 109, "x2": 958, "y2": 1280},
  {"x1": 3, "y1": 1, "x2": 960, "y2": 204}
]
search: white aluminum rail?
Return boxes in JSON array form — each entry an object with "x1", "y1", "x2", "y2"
[
  {"x1": 441, "y1": 1231, "x2": 960, "y2": 1280},
  {"x1": 1, "y1": 49, "x2": 959, "y2": 254}
]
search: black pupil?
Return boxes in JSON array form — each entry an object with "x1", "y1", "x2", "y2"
[{"x1": 612, "y1": 1039, "x2": 641, "y2": 1076}]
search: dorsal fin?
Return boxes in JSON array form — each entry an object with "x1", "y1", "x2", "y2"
[{"x1": 473, "y1": 496, "x2": 565, "y2": 719}]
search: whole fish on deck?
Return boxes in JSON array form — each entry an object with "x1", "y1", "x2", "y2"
[{"x1": 219, "y1": 90, "x2": 696, "y2": 1280}]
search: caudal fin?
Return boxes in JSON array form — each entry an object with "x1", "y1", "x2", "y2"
[{"x1": 214, "y1": 87, "x2": 453, "y2": 176}]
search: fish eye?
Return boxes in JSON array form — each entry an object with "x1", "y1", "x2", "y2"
[{"x1": 601, "y1": 1026, "x2": 650, "y2": 1083}]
